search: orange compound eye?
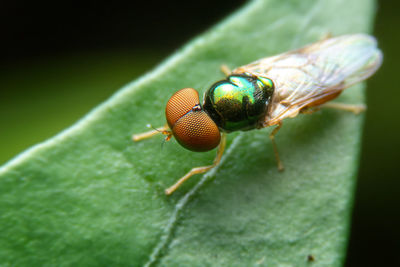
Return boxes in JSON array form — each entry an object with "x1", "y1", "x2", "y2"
[
  {"x1": 165, "y1": 88, "x2": 221, "y2": 152},
  {"x1": 172, "y1": 110, "x2": 220, "y2": 152},
  {"x1": 165, "y1": 88, "x2": 200, "y2": 129}
]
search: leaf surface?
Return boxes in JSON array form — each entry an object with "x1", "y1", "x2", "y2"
[{"x1": 0, "y1": 0, "x2": 377, "y2": 266}]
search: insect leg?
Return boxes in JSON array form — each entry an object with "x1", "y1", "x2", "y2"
[
  {"x1": 220, "y1": 64, "x2": 232, "y2": 76},
  {"x1": 165, "y1": 133, "x2": 227, "y2": 195},
  {"x1": 300, "y1": 106, "x2": 321, "y2": 114},
  {"x1": 321, "y1": 102, "x2": 366, "y2": 114},
  {"x1": 320, "y1": 32, "x2": 333, "y2": 41},
  {"x1": 132, "y1": 124, "x2": 171, "y2": 142},
  {"x1": 269, "y1": 122, "x2": 284, "y2": 172}
]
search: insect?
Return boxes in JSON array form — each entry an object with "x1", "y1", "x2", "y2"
[{"x1": 133, "y1": 34, "x2": 382, "y2": 195}]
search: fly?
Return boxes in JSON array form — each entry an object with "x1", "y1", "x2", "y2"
[{"x1": 132, "y1": 34, "x2": 382, "y2": 195}]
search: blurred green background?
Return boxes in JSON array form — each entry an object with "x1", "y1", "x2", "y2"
[{"x1": 0, "y1": 1, "x2": 398, "y2": 266}]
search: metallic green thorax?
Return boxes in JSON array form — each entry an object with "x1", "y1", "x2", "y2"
[{"x1": 203, "y1": 74, "x2": 274, "y2": 132}]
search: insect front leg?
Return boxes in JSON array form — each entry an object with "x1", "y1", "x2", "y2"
[
  {"x1": 132, "y1": 124, "x2": 171, "y2": 142},
  {"x1": 165, "y1": 133, "x2": 227, "y2": 195},
  {"x1": 269, "y1": 121, "x2": 284, "y2": 172},
  {"x1": 321, "y1": 102, "x2": 366, "y2": 114}
]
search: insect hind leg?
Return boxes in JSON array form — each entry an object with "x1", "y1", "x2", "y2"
[
  {"x1": 320, "y1": 32, "x2": 333, "y2": 41},
  {"x1": 321, "y1": 102, "x2": 366, "y2": 114}
]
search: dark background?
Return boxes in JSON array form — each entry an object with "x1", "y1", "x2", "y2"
[{"x1": 0, "y1": 1, "x2": 398, "y2": 266}]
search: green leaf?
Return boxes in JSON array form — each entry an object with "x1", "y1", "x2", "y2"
[{"x1": 0, "y1": 0, "x2": 377, "y2": 266}]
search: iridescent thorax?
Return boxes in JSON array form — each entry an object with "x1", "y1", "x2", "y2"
[{"x1": 203, "y1": 74, "x2": 274, "y2": 132}]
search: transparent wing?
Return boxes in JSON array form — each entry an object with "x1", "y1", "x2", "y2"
[{"x1": 232, "y1": 34, "x2": 382, "y2": 127}]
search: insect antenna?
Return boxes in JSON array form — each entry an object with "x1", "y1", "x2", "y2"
[{"x1": 145, "y1": 124, "x2": 173, "y2": 149}]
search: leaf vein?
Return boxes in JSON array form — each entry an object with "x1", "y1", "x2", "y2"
[{"x1": 143, "y1": 133, "x2": 245, "y2": 267}]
